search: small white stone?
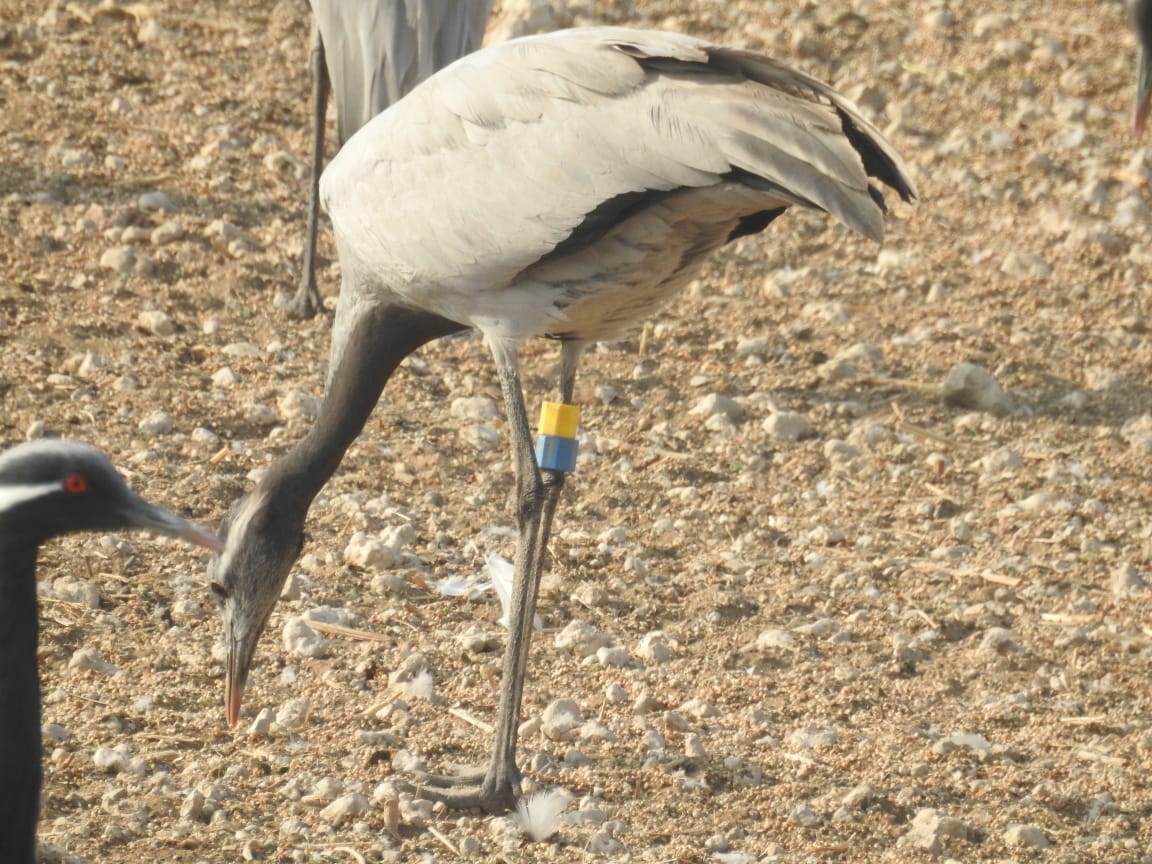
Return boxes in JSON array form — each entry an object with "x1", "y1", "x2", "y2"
[
  {"x1": 243, "y1": 403, "x2": 278, "y2": 426},
  {"x1": 180, "y1": 789, "x2": 206, "y2": 821},
  {"x1": 319, "y1": 793, "x2": 370, "y2": 827},
  {"x1": 150, "y1": 220, "x2": 184, "y2": 246},
  {"x1": 689, "y1": 393, "x2": 745, "y2": 421},
  {"x1": 247, "y1": 708, "x2": 275, "y2": 738},
  {"x1": 941, "y1": 363, "x2": 1008, "y2": 413},
  {"x1": 595, "y1": 644, "x2": 630, "y2": 668},
  {"x1": 211, "y1": 367, "x2": 239, "y2": 388},
  {"x1": 282, "y1": 617, "x2": 328, "y2": 659},
  {"x1": 68, "y1": 647, "x2": 117, "y2": 675},
  {"x1": 540, "y1": 698, "x2": 583, "y2": 741},
  {"x1": 100, "y1": 246, "x2": 136, "y2": 274},
  {"x1": 138, "y1": 309, "x2": 175, "y2": 337},
  {"x1": 138, "y1": 190, "x2": 180, "y2": 212},
  {"x1": 93, "y1": 747, "x2": 130, "y2": 773},
  {"x1": 1111, "y1": 563, "x2": 1146, "y2": 597},
  {"x1": 1004, "y1": 823, "x2": 1049, "y2": 848},
  {"x1": 761, "y1": 410, "x2": 813, "y2": 442},
  {"x1": 554, "y1": 619, "x2": 611, "y2": 658},
  {"x1": 221, "y1": 342, "x2": 261, "y2": 358},
  {"x1": 138, "y1": 411, "x2": 174, "y2": 436},
  {"x1": 278, "y1": 390, "x2": 320, "y2": 421},
  {"x1": 636, "y1": 631, "x2": 674, "y2": 664},
  {"x1": 344, "y1": 531, "x2": 402, "y2": 569},
  {"x1": 459, "y1": 423, "x2": 501, "y2": 451},
  {"x1": 51, "y1": 577, "x2": 101, "y2": 609},
  {"x1": 449, "y1": 396, "x2": 498, "y2": 421}
]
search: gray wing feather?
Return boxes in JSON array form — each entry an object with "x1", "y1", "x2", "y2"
[
  {"x1": 310, "y1": 0, "x2": 493, "y2": 144},
  {"x1": 323, "y1": 27, "x2": 916, "y2": 304}
]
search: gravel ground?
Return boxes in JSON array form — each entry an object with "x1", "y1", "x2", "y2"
[{"x1": 2, "y1": 0, "x2": 1151, "y2": 862}]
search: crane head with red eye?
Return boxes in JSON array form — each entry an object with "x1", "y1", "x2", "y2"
[{"x1": 0, "y1": 440, "x2": 221, "y2": 552}]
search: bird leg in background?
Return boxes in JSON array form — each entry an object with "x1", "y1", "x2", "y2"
[
  {"x1": 418, "y1": 339, "x2": 582, "y2": 811},
  {"x1": 288, "y1": 23, "x2": 329, "y2": 319}
]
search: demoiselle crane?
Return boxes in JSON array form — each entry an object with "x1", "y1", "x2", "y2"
[
  {"x1": 209, "y1": 27, "x2": 917, "y2": 812},
  {"x1": 0, "y1": 440, "x2": 220, "y2": 863},
  {"x1": 290, "y1": 0, "x2": 493, "y2": 318}
]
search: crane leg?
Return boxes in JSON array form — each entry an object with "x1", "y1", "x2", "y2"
[
  {"x1": 288, "y1": 24, "x2": 329, "y2": 319},
  {"x1": 416, "y1": 340, "x2": 584, "y2": 812}
]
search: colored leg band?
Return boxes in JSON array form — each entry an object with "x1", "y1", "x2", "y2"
[{"x1": 535, "y1": 402, "x2": 580, "y2": 472}]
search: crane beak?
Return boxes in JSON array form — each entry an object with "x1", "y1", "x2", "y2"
[
  {"x1": 119, "y1": 493, "x2": 223, "y2": 552},
  {"x1": 223, "y1": 617, "x2": 259, "y2": 728},
  {"x1": 1136, "y1": 47, "x2": 1152, "y2": 138},
  {"x1": 224, "y1": 646, "x2": 246, "y2": 727}
]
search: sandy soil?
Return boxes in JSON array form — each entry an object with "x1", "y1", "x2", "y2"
[{"x1": 2, "y1": 0, "x2": 1151, "y2": 861}]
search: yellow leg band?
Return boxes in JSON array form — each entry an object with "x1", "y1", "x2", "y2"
[{"x1": 538, "y1": 402, "x2": 580, "y2": 438}]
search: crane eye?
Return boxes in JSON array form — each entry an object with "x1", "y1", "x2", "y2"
[
  {"x1": 210, "y1": 582, "x2": 230, "y2": 606},
  {"x1": 64, "y1": 474, "x2": 89, "y2": 494}
]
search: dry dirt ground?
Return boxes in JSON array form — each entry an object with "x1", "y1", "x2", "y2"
[{"x1": 2, "y1": 0, "x2": 1151, "y2": 862}]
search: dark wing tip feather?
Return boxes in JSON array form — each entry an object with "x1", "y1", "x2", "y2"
[{"x1": 839, "y1": 113, "x2": 917, "y2": 204}]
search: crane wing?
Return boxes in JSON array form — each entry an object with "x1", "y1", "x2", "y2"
[{"x1": 322, "y1": 27, "x2": 916, "y2": 320}]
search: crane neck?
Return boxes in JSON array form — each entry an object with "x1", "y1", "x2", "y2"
[
  {"x1": 0, "y1": 541, "x2": 44, "y2": 864},
  {"x1": 257, "y1": 303, "x2": 465, "y2": 523}
]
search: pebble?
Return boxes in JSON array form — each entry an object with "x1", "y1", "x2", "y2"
[
  {"x1": 100, "y1": 246, "x2": 136, "y2": 274},
  {"x1": 51, "y1": 576, "x2": 101, "y2": 609},
  {"x1": 459, "y1": 424, "x2": 501, "y2": 451},
  {"x1": 841, "y1": 784, "x2": 873, "y2": 810},
  {"x1": 137, "y1": 18, "x2": 175, "y2": 42},
  {"x1": 632, "y1": 691, "x2": 663, "y2": 716},
  {"x1": 1121, "y1": 414, "x2": 1152, "y2": 453},
  {"x1": 940, "y1": 362, "x2": 1008, "y2": 413},
  {"x1": 1004, "y1": 823, "x2": 1049, "y2": 849},
  {"x1": 790, "y1": 803, "x2": 819, "y2": 827},
  {"x1": 689, "y1": 393, "x2": 745, "y2": 421},
  {"x1": 138, "y1": 191, "x2": 180, "y2": 212},
  {"x1": 276, "y1": 697, "x2": 310, "y2": 730},
  {"x1": 92, "y1": 747, "x2": 130, "y2": 774},
  {"x1": 67, "y1": 647, "x2": 117, "y2": 675},
  {"x1": 1111, "y1": 563, "x2": 1146, "y2": 597},
  {"x1": 222, "y1": 342, "x2": 262, "y2": 358},
  {"x1": 933, "y1": 732, "x2": 991, "y2": 757},
  {"x1": 319, "y1": 793, "x2": 370, "y2": 827},
  {"x1": 734, "y1": 336, "x2": 769, "y2": 357},
  {"x1": 282, "y1": 617, "x2": 328, "y2": 659},
  {"x1": 787, "y1": 723, "x2": 837, "y2": 750},
  {"x1": 977, "y1": 446, "x2": 1023, "y2": 475},
  {"x1": 999, "y1": 250, "x2": 1051, "y2": 278},
  {"x1": 42, "y1": 723, "x2": 68, "y2": 744},
  {"x1": 554, "y1": 619, "x2": 612, "y2": 658},
  {"x1": 278, "y1": 390, "x2": 320, "y2": 421},
  {"x1": 605, "y1": 683, "x2": 628, "y2": 702},
  {"x1": 540, "y1": 698, "x2": 583, "y2": 741},
  {"x1": 77, "y1": 352, "x2": 105, "y2": 378},
  {"x1": 344, "y1": 530, "x2": 404, "y2": 569},
  {"x1": 138, "y1": 411, "x2": 175, "y2": 436},
  {"x1": 900, "y1": 808, "x2": 970, "y2": 853},
  {"x1": 211, "y1": 367, "x2": 239, "y2": 388},
  {"x1": 180, "y1": 789, "x2": 206, "y2": 821},
  {"x1": 595, "y1": 644, "x2": 630, "y2": 668},
  {"x1": 243, "y1": 403, "x2": 278, "y2": 426},
  {"x1": 636, "y1": 631, "x2": 674, "y2": 664},
  {"x1": 150, "y1": 220, "x2": 184, "y2": 246},
  {"x1": 761, "y1": 410, "x2": 814, "y2": 442},
  {"x1": 138, "y1": 309, "x2": 175, "y2": 337},
  {"x1": 978, "y1": 627, "x2": 1019, "y2": 655},
  {"x1": 449, "y1": 396, "x2": 498, "y2": 421}
]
